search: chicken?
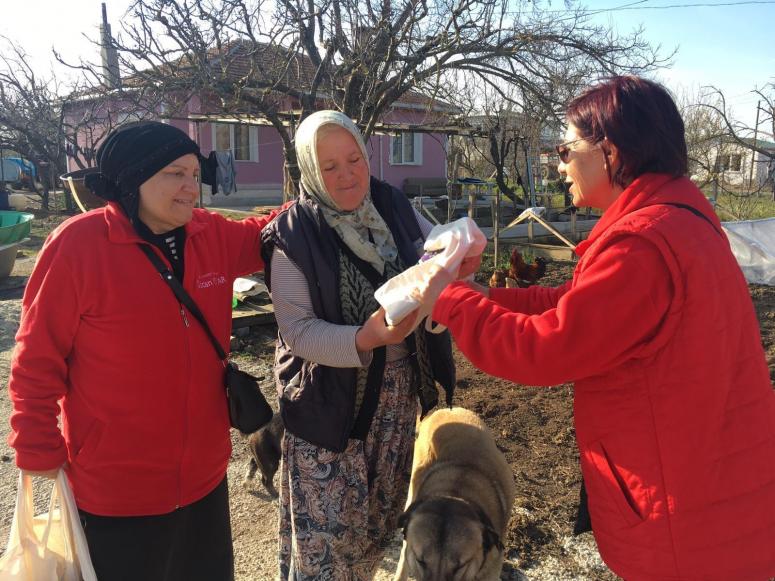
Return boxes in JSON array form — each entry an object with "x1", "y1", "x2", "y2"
[
  {"x1": 508, "y1": 249, "x2": 548, "y2": 287},
  {"x1": 490, "y1": 268, "x2": 518, "y2": 288},
  {"x1": 489, "y1": 269, "x2": 508, "y2": 288}
]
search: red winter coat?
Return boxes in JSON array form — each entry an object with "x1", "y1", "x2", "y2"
[
  {"x1": 432, "y1": 174, "x2": 775, "y2": 581},
  {"x1": 8, "y1": 203, "x2": 277, "y2": 516}
]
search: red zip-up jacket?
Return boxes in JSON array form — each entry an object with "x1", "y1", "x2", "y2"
[
  {"x1": 8, "y1": 203, "x2": 278, "y2": 516},
  {"x1": 432, "y1": 174, "x2": 775, "y2": 581}
]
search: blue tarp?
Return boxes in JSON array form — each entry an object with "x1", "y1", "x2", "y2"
[{"x1": 0, "y1": 158, "x2": 36, "y2": 182}]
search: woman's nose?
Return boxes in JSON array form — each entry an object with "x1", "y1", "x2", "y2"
[
  {"x1": 557, "y1": 159, "x2": 567, "y2": 175},
  {"x1": 183, "y1": 175, "x2": 198, "y2": 192}
]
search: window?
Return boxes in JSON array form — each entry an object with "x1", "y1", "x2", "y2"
[
  {"x1": 213, "y1": 123, "x2": 258, "y2": 161},
  {"x1": 390, "y1": 132, "x2": 422, "y2": 165},
  {"x1": 716, "y1": 153, "x2": 742, "y2": 172}
]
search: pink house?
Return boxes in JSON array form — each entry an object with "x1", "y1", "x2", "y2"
[
  {"x1": 64, "y1": 16, "x2": 456, "y2": 206},
  {"x1": 65, "y1": 81, "x2": 454, "y2": 208},
  {"x1": 64, "y1": 8, "x2": 460, "y2": 207},
  {"x1": 179, "y1": 99, "x2": 452, "y2": 206}
]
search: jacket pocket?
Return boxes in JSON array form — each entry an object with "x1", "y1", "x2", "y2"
[
  {"x1": 71, "y1": 419, "x2": 105, "y2": 468},
  {"x1": 588, "y1": 441, "x2": 647, "y2": 528},
  {"x1": 281, "y1": 370, "x2": 303, "y2": 401},
  {"x1": 280, "y1": 361, "x2": 324, "y2": 402}
]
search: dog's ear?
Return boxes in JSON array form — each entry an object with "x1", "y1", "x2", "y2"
[
  {"x1": 397, "y1": 500, "x2": 422, "y2": 538},
  {"x1": 481, "y1": 525, "x2": 504, "y2": 554},
  {"x1": 473, "y1": 505, "x2": 504, "y2": 553}
]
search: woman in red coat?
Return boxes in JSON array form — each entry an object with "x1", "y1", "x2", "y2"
[
  {"x1": 414, "y1": 76, "x2": 775, "y2": 580},
  {"x1": 8, "y1": 121, "x2": 281, "y2": 581}
]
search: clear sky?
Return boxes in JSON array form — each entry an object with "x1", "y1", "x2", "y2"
[
  {"x1": 586, "y1": 0, "x2": 775, "y2": 133},
  {"x1": 1, "y1": 0, "x2": 772, "y2": 135}
]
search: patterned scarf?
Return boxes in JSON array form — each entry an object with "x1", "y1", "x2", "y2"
[
  {"x1": 339, "y1": 250, "x2": 438, "y2": 418},
  {"x1": 294, "y1": 110, "x2": 398, "y2": 274}
]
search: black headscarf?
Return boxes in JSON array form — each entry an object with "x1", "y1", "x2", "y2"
[{"x1": 84, "y1": 120, "x2": 201, "y2": 219}]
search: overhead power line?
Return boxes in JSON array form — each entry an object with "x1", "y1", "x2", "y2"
[
  {"x1": 589, "y1": 0, "x2": 775, "y2": 12},
  {"x1": 531, "y1": 0, "x2": 775, "y2": 16}
]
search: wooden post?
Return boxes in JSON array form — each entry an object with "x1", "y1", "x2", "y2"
[
  {"x1": 447, "y1": 186, "x2": 453, "y2": 224},
  {"x1": 748, "y1": 100, "x2": 761, "y2": 194},
  {"x1": 493, "y1": 184, "x2": 500, "y2": 270},
  {"x1": 195, "y1": 121, "x2": 203, "y2": 208},
  {"x1": 448, "y1": 137, "x2": 459, "y2": 224},
  {"x1": 570, "y1": 207, "x2": 577, "y2": 241},
  {"x1": 468, "y1": 186, "x2": 475, "y2": 219}
]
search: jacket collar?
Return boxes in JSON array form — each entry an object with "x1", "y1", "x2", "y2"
[
  {"x1": 574, "y1": 173, "x2": 713, "y2": 257},
  {"x1": 104, "y1": 201, "x2": 207, "y2": 244}
]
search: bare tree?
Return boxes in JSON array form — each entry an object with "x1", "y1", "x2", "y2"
[
  {"x1": 698, "y1": 81, "x2": 775, "y2": 201},
  {"x1": 679, "y1": 90, "x2": 727, "y2": 189},
  {"x1": 441, "y1": 61, "x2": 588, "y2": 208},
  {"x1": 0, "y1": 37, "x2": 122, "y2": 209},
  {"x1": 60, "y1": 0, "x2": 663, "y2": 194}
]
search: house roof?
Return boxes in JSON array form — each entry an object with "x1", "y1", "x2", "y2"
[
  {"x1": 115, "y1": 39, "x2": 456, "y2": 115},
  {"x1": 738, "y1": 136, "x2": 775, "y2": 150}
]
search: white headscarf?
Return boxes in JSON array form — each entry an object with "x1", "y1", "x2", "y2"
[{"x1": 294, "y1": 110, "x2": 397, "y2": 274}]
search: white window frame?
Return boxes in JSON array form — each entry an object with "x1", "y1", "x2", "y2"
[
  {"x1": 212, "y1": 123, "x2": 259, "y2": 162},
  {"x1": 389, "y1": 132, "x2": 423, "y2": 165}
]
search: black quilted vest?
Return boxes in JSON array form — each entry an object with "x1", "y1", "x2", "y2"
[{"x1": 261, "y1": 177, "x2": 455, "y2": 452}]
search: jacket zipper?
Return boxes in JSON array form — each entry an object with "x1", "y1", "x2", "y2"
[
  {"x1": 177, "y1": 301, "x2": 192, "y2": 508},
  {"x1": 176, "y1": 235, "x2": 194, "y2": 509}
]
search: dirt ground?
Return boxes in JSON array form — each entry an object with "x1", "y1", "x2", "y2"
[{"x1": 0, "y1": 210, "x2": 773, "y2": 580}]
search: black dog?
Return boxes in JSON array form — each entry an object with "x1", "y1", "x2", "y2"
[{"x1": 244, "y1": 414, "x2": 284, "y2": 497}]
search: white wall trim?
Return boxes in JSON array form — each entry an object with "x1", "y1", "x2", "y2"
[
  {"x1": 389, "y1": 131, "x2": 423, "y2": 166},
  {"x1": 211, "y1": 122, "x2": 259, "y2": 162}
]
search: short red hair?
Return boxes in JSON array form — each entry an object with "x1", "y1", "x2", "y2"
[{"x1": 566, "y1": 76, "x2": 687, "y2": 187}]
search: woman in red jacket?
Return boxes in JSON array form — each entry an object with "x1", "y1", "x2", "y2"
[
  {"x1": 414, "y1": 76, "x2": 775, "y2": 580},
  {"x1": 7, "y1": 121, "x2": 280, "y2": 580}
]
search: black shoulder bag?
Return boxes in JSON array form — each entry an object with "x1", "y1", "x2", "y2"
[{"x1": 138, "y1": 244, "x2": 273, "y2": 434}]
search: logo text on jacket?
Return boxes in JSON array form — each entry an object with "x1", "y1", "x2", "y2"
[{"x1": 197, "y1": 272, "x2": 227, "y2": 289}]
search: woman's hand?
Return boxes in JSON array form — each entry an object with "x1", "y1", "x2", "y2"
[
  {"x1": 464, "y1": 280, "x2": 490, "y2": 297},
  {"x1": 458, "y1": 253, "x2": 482, "y2": 280},
  {"x1": 413, "y1": 263, "x2": 457, "y2": 308},
  {"x1": 355, "y1": 307, "x2": 419, "y2": 352},
  {"x1": 22, "y1": 465, "x2": 64, "y2": 479}
]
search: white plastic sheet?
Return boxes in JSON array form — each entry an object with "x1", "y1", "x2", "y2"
[
  {"x1": 0, "y1": 471, "x2": 97, "y2": 581},
  {"x1": 722, "y1": 218, "x2": 775, "y2": 286},
  {"x1": 375, "y1": 217, "x2": 487, "y2": 326}
]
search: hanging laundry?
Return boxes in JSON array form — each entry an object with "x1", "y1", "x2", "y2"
[
  {"x1": 200, "y1": 151, "x2": 218, "y2": 193},
  {"x1": 215, "y1": 150, "x2": 237, "y2": 195}
]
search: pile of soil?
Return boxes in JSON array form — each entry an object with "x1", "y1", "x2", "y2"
[{"x1": 231, "y1": 259, "x2": 775, "y2": 580}]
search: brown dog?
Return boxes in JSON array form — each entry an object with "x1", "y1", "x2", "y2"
[
  {"x1": 395, "y1": 407, "x2": 515, "y2": 581},
  {"x1": 243, "y1": 414, "x2": 284, "y2": 497}
]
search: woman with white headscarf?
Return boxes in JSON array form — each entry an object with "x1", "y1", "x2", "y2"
[{"x1": 260, "y1": 111, "x2": 456, "y2": 579}]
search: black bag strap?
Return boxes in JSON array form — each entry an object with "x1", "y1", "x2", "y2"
[
  {"x1": 661, "y1": 203, "x2": 723, "y2": 236},
  {"x1": 137, "y1": 244, "x2": 227, "y2": 362}
]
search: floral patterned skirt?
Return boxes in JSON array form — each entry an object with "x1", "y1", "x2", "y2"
[{"x1": 278, "y1": 358, "x2": 419, "y2": 581}]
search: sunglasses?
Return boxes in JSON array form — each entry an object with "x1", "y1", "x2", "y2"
[{"x1": 555, "y1": 137, "x2": 594, "y2": 163}]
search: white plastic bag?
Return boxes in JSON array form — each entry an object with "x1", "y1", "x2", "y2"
[
  {"x1": 375, "y1": 217, "x2": 487, "y2": 327},
  {"x1": 0, "y1": 470, "x2": 98, "y2": 581},
  {"x1": 721, "y1": 218, "x2": 775, "y2": 286}
]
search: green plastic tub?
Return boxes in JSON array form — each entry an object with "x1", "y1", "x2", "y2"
[
  {"x1": 0, "y1": 211, "x2": 34, "y2": 245},
  {"x1": 0, "y1": 241, "x2": 22, "y2": 278}
]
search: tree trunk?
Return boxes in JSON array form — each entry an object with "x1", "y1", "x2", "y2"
[
  {"x1": 488, "y1": 132, "x2": 523, "y2": 207},
  {"x1": 282, "y1": 147, "x2": 301, "y2": 202}
]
